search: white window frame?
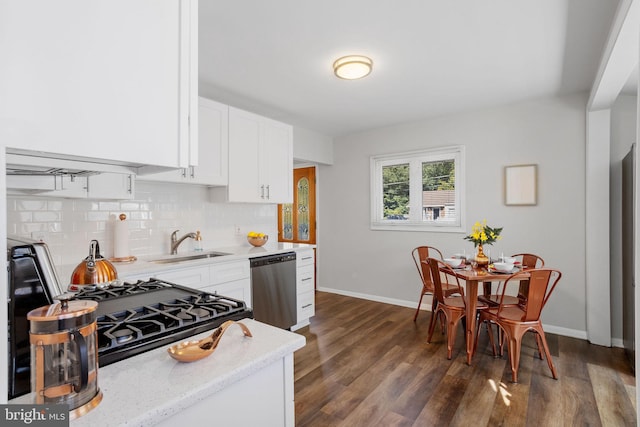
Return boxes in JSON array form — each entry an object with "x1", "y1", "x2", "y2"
[{"x1": 370, "y1": 146, "x2": 465, "y2": 232}]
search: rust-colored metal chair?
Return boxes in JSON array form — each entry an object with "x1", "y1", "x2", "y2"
[
  {"x1": 426, "y1": 258, "x2": 486, "y2": 360},
  {"x1": 480, "y1": 253, "x2": 545, "y2": 307},
  {"x1": 412, "y1": 246, "x2": 459, "y2": 321},
  {"x1": 477, "y1": 268, "x2": 561, "y2": 382}
]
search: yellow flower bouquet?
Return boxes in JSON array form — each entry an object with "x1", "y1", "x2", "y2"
[{"x1": 464, "y1": 220, "x2": 502, "y2": 247}]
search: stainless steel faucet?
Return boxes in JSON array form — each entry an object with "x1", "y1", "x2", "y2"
[{"x1": 170, "y1": 230, "x2": 197, "y2": 255}]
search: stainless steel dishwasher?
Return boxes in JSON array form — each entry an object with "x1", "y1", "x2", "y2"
[{"x1": 250, "y1": 252, "x2": 297, "y2": 329}]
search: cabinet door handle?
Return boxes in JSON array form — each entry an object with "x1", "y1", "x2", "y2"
[
  {"x1": 302, "y1": 277, "x2": 312, "y2": 282},
  {"x1": 127, "y1": 174, "x2": 133, "y2": 194},
  {"x1": 181, "y1": 168, "x2": 187, "y2": 178},
  {"x1": 266, "y1": 185, "x2": 270, "y2": 199},
  {"x1": 190, "y1": 166, "x2": 195, "y2": 178},
  {"x1": 260, "y1": 185, "x2": 265, "y2": 199},
  {"x1": 301, "y1": 256, "x2": 312, "y2": 261},
  {"x1": 302, "y1": 304, "x2": 313, "y2": 309}
]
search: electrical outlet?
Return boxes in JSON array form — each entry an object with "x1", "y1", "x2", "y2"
[
  {"x1": 31, "y1": 231, "x2": 48, "y2": 242},
  {"x1": 235, "y1": 226, "x2": 241, "y2": 236}
]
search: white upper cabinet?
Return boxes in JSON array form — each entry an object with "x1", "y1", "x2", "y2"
[
  {"x1": 6, "y1": 173, "x2": 135, "y2": 200},
  {"x1": 0, "y1": 0, "x2": 198, "y2": 169},
  {"x1": 212, "y1": 107, "x2": 293, "y2": 203},
  {"x1": 194, "y1": 98, "x2": 228, "y2": 185},
  {"x1": 261, "y1": 120, "x2": 294, "y2": 202},
  {"x1": 140, "y1": 97, "x2": 229, "y2": 185},
  {"x1": 88, "y1": 173, "x2": 135, "y2": 200},
  {"x1": 60, "y1": 173, "x2": 135, "y2": 200},
  {"x1": 226, "y1": 108, "x2": 261, "y2": 202}
]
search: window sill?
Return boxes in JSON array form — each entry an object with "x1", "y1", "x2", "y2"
[{"x1": 370, "y1": 222, "x2": 465, "y2": 233}]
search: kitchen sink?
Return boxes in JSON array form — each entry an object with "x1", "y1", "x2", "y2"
[{"x1": 148, "y1": 251, "x2": 231, "y2": 264}]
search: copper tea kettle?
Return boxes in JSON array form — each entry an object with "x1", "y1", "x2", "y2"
[{"x1": 70, "y1": 240, "x2": 118, "y2": 287}]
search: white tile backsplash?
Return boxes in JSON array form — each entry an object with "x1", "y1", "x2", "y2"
[{"x1": 7, "y1": 181, "x2": 278, "y2": 270}]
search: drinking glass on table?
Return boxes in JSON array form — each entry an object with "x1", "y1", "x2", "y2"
[{"x1": 453, "y1": 250, "x2": 466, "y2": 263}]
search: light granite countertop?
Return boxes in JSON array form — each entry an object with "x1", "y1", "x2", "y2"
[
  {"x1": 58, "y1": 242, "x2": 315, "y2": 284},
  {"x1": 11, "y1": 319, "x2": 305, "y2": 426}
]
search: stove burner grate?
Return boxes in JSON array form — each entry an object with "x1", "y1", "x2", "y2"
[{"x1": 72, "y1": 278, "x2": 253, "y2": 365}]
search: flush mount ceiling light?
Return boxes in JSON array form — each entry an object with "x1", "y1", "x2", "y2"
[{"x1": 333, "y1": 55, "x2": 373, "y2": 80}]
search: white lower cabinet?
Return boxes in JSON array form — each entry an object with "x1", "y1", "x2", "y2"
[
  {"x1": 200, "y1": 280, "x2": 250, "y2": 307},
  {"x1": 145, "y1": 265, "x2": 210, "y2": 289},
  {"x1": 210, "y1": 259, "x2": 250, "y2": 284},
  {"x1": 297, "y1": 264, "x2": 315, "y2": 294},
  {"x1": 203, "y1": 259, "x2": 251, "y2": 307},
  {"x1": 297, "y1": 291, "x2": 315, "y2": 322},
  {"x1": 292, "y1": 249, "x2": 315, "y2": 330},
  {"x1": 157, "y1": 353, "x2": 295, "y2": 427}
]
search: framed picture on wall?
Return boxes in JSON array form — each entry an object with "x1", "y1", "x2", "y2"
[{"x1": 504, "y1": 164, "x2": 537, "y2": 206}]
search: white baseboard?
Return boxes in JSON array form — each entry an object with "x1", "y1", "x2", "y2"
[
  {"x1": 611, "y1": 337, "x2": 624, "y2": 348},
  {"x1": 317, "y1": 286, "x2": 427, "y2": 311},
  {"x1": 317, "y1": 286, "x2": 589, "y2": 341},
  {"x1": 541, "y1": 324, "x2": 587, "y2": 340}
]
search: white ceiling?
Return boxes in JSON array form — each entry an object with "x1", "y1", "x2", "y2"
[{"x1": 199, "y1": 0, "x2": 621, "y2": 138}]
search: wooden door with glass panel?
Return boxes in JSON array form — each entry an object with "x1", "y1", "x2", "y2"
[{"x1": 278, "y1": 166, "x2": 316, "y2": 244}]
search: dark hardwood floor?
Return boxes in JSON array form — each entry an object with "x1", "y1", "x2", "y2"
[{"x1": 294, "y1": 291, "x2": 636, "y2": 426}]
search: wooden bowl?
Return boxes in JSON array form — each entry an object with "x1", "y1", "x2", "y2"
[{"x1": 247, "y1": 235, "x2": 268, "y2": 247}]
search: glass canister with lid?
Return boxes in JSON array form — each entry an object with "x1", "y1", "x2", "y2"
[{"x1": 27, "y1": 294, "x2": 102, "y2": 419}]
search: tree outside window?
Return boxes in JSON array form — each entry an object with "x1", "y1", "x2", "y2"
[
  {"x1": 371, "y1": 147, "x2": 464, "y2": 232},
  {"x1": 382, "y1": 163, "x2": 409, "y2": 218}
]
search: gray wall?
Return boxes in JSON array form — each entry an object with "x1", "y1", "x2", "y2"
[
  {"x1": 293, "y1": 126, "x2": 334, "y2": 165},
  {"x1": 317, "y1": 93, "x2": 588, "y2": 337}
]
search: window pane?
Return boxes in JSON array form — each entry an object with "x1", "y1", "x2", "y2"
[
  {"x1": 422, "y1": 160, "x2": 455, "y2": 222},
  {"x1": 371, "y1": 146, "x2": 464, "y2": 232},
  {"x1": 297, "y1": 177, "x2": 310, "y2": 241},
  {"x1": 282, "y1": 203, "x2": 293, "y2": 240},
  {"x1": 382, "y1": 163, "x2": 409, "y2": 219}
]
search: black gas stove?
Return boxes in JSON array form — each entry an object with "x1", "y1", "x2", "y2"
[
  {"x1": 70, "y1": 279, "x2": 253, "y2": 366},
  {"x1": 7, "y1": 237, "x2": 254, "y2": 400}
]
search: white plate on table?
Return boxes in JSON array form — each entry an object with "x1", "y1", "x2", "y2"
[
  {"x1": 488, "y1": 266, "x2": 518, "y2": 274},
  {"x1": 444, "y1": 258, "x2": 464, "y2": 269}
]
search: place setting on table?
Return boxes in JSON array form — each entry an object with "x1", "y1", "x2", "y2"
[{"x1": 444, "y1": 254, "x2": 522, "y2": 274}]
